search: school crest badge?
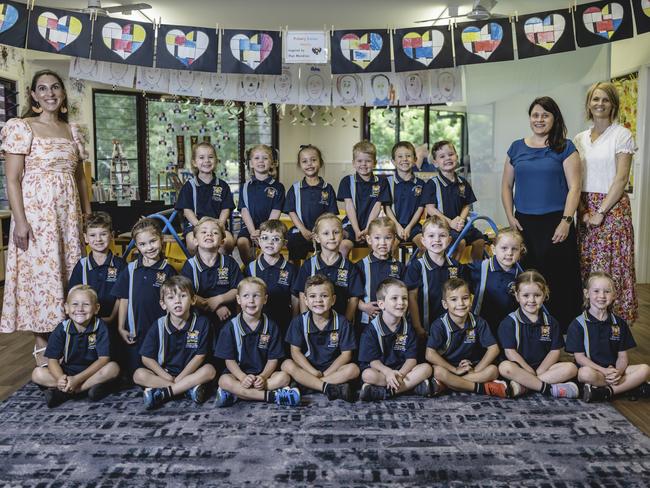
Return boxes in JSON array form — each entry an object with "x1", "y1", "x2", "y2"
[
  {"x1": 390, "y1": 263, "x2": 400, "y2": 277},
  {"x1": 217, "y1": 266, "x2": 229, "y2": 285},
  {"x1": 540, "y1": 325, "x2": 551, "y2": 341},
  {"x1": 336, "y1": 268, "x2": 349, "y2": 286},
  {"x1": 611, "y1": 325, "x2": 621, "y2": 341},
  {"x1": 458, "y1": 183, "x2": 466, "y2": 198},
  {"x1": 265, "y1": 187, "x2": 277, "y2": 199},
  {"x1": 258, "y1": 334, "x2": 270, "y2": 349},
  {"x1": 186, "y1": 330, "x2": 199, "y2": 348},
  {"x1": 371, "y1": 184, "x2": 380, "y2": 197},
  {"x1": 414, "y1": 185, "x2": 422, "y2": 197},
  {"x1": 155, "y1": 272, "x2": 167, "y2": 286},
  {"x1": 319, "y1": 191, "x2": 330, "y2": 204},
  {"x1": 448, "y1": 266, "x2": 458, "y2": 278},
  {"x1": 328, "y1": 331, "x2": 339, "y2": 348},
  {"x1": 464, "y1": 328, "x2": 476, "y2": 343},
  {"x1": 278, "y1": 269, "x2": 290, "y2": 286},
  {"x1": 212, "y1": 186, "x2": 223, "y2": 201},
  {"x1": 394, "y1": 333, "x2": 408, "y2": 351},
  {"x1": 88, "y1": 333, "x2": 97, "y2": 349},
  {"x1": 106, "y1": 267, "x2": 118, "y2": 282}
]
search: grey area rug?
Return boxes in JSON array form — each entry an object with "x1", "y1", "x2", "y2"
[{"x1": 0, "y1": 383, "x2": 648, "y2": 487}]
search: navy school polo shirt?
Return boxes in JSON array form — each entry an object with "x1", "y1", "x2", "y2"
[
  {"x1": 497, "y1": 309, "x2": 563, "y2": 370},
  {"x1": 175, "y1": 175, "x2": 235, "y2": 221},
  {"x1": 386, "y1": 173, "x2": 426, "y2": 227},
  {"x1": 140, "y1": 312, "x2": 212, "y2": 377},
  {"x1": 181, "y1": 253, "x2": 243, "y2": 299},
  {"x1": 337, "y1": 174, "x2": 392, "y2": 230},
  {"x1": 245, "y1": 255, "x2": 298, "y2": 331},
  {"x1": 45, "y1": 318, "x2": 110, "y2": 375},
  {"x1": 404, "y1": 252, "x2": 466, "y2": 329},
  {"x1": 359, "y1": 316, "x2": 417, "y2": 371},
  {"x1": 285, "y1": 311, "x2": 357, "y2": 372},
  {"x1": 69, "y1": 251, "x2": 126, "y2": 318},
  {"x1": 238, "y1": 176, "x2": 285, "y2": 227},
  {"x1": 425, "y1": 173, "x2": 477, "y2": 219},
  {"x1": 565, "y1": 311, "x2": 636, "y2": 368},
  {"x1": 214, "y1": 313, "x2": 284, "y2": 375},
  {"x1": 111, "y1": 258, "x2": 177, "y2": 339},
  {"x1": 470, "y1": 256, "x2": 522, "y2": 334},
  {"x1": 355, "y1": 254, "x2": 405, "y2": 324},
  {"x1": 284, "y1": 177, "x2": 338, "y2": 233},
  {"x1": 427, "y1": 312, "x2": 496, "y2": 367},
  {"x1": 292, "y1": 253, "x2": 364, "y2": 317}
]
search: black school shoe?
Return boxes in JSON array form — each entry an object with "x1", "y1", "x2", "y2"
[
  {"x1": 414, "y1": 379, "x2": 432, "y2": 397},
  {"x1": 88, "y1": 381, "x2": 115, "y2": 402},
  {"x1": 625, "y1": 382, "x2": 650, "y2": 400},
  {"x1": 44, "y1": 388, "x2": 73, "y2": 408},
  {"x1": 359, "y1": 383, "x2": 387, "y2": 402},
  {"x1": 583, "y1": 384, "x2": 613, "y2": 403}
]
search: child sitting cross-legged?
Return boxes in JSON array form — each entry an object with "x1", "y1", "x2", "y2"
[
  {"x1": 133, "y1": 275, "x2": 217, "y2": 410},
  {"x1": 425, "y1": 278, "x2": 508, "y2": 398},
  {"x1": 358, "y1": 278, "x2": 433, "y2": 401},
  {"x1": 214, "y1": 277, "x2": 301, "y2": 407},
  {"x1": 281, "y1": 274, "x2": 359, "y2": 402},
  {"x1": 32, "y1": 285, "x2": 120, "y2": 408}
]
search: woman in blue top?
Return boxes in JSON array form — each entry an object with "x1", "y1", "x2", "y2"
[{"x1": 501, "y1": 96, "x2": 582, "y2": 329}]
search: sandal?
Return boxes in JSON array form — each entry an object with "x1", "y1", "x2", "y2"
[{"x1": 32, "y1": 345, "x2": 48, "y2": 368}]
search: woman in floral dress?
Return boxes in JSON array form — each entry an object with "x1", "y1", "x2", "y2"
[
  {"x1": 574, "y1": 81, "x2": 637, "y2": 323},
  {"x1": 0, "y1": 70, "x2": 90, "y2": 365}
]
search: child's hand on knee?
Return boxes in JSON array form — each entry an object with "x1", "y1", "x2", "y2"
[
  {"x1": 57, "y1": 375, "x2": 68, "y2": 391},
  {"x1": 241, "y1": 374, "x2": 256, "y2": 389},
  {"x1": 253, "y1": 375, "x2": 267, "y2": 390},
  {"x1": 385, "y1": 370, "x2": 402, "y2": 390}
]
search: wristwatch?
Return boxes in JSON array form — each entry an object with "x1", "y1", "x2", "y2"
[{"x1": 561, "y1": 215, "x2": 573, "y2": 224}]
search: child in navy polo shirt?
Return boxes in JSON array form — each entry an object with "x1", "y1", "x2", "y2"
[
  {"x1": 357, "y1": 217, "x2": 405, "y2": 326},
  {"x1": 425, "y1": 278, "x2": 507, "y2": 398},
  {"x1": 405, "y1": 216, "x2": 466, "y2": 339},
  {"x1": 214, "y1": 277, "x2": 301, "y2": 407},
  {"x1": 181, "y1": 217, "x2": 243, "y2": 328},
  {"x1": 69, "y1": 212, "x2": 126, "y2": 325},
  {"x1": 293, "y1": 213, "x2": 364, "y2": 323},
  {"x1": 284, "y1": 144, "x2": 339, "y2": 261},
  {"x1": 470, "y1": 228, "x2": 525, "y2": 336},
  {"x1": 338, "y1": 141, "x2": 392, "y2": 259},
  {"x1": 32, "y1": 285, "x2": 120, "y2": 408},
  {"x1": 282, "y1": 275, "x2": 359, "y2": 402},
  {"x1": 358, "y1": 278, "x2": 432, "y2": 401},
  {"x1": 498, "y1": 271, "x2": 579, "y2": 399},
  {"x1": 566, "y1": 272, "x2": 650, "y2": 402},
  {"x1": 244, "y1": 220, "x2": 299, "y2": 333},
  {"x1": 112, "y1": 218, "x2": 177, "y2": 377},
  {"x1": 425, "y1": 140, "x2": 485, "y2": 261},
  {"x1": 175, "y1": 142, "x2": 236, "y2": 255},
  {"x1": 133, "y1": 276, "x2": 216, "y2": 410},
  {"x1": 384, "y1": 141, "x2": 425, "y2": 251},
  {"x1": 237, "y1": 144, "x2": 286, "y2": 265}
]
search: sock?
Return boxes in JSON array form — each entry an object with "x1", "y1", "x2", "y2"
[
  {"x1": 162, "y1": 386, "x2": 174, "y2": 401},
  {"x1": 474, "y1": 383, "x2": 484, "y2": 394},
  {"x1": 265, "y1": 390, "x2": 277, "y2": 403},
  {"x1": 540, "y1": 382, "x2": 552, "y2": 396},
  {"x1": 385, "y1": 387, "x2": 395, "y2": 398},
  {"x1": 604, "y1": 385, "x2": 614, "y2": 400},
  {"x1": 322, "y1": 382, "x2": 329, "y2": 393}
]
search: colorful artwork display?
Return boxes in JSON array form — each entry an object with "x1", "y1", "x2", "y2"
[
  {"x1": 515, "y1": 9, "x2": 576, "y2": 59},
  {"x1": 393, "y1": 27, "x2": 453, "y2": 72},
  {"x1": 0, "y1": 1, "x2": 28, "y2": 48},
  {"x1": 631, "y1": 0, "x2": 650, "y2": 34},
  {"x1": 156, "y1": 24, "x2": 217, "y2": 72},
  {"x1": 220, "y1": 29, "x2": 282, "y2": 75},
  {"x1": 574, "y1": 1, "x2": 633, "y2": 47},
  {"x1": 454, "y1": 19, "x2": 514, "y2": 65},
  {"x1": 331, "y1": 29, "x2": 391, "y2": 74},
  {"x1": 92, "y1": 17, "x2": 154, "y2": 66},
  {"x1": 26, "y1": 6, "x2": 91, "y2": 57}
]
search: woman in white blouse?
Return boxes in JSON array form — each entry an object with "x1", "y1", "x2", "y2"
[{"x1": 574, "y1": 81, "x2": 637, "y2": 322}]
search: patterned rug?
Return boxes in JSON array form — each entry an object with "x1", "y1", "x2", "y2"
[{"x1": 0, "y1": 383, "x2": 648, "y2": 487}]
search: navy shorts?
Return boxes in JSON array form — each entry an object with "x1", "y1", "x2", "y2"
[
  {"x1": 451, "y1": 225, "x2": 486, "y2": 245},
  {"x1": 287, "y1": 230, "x2": 316, "y2": 260}
]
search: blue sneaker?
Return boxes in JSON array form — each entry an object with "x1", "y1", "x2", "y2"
[
  {"x1": 214, "y1": 387, "x2": 237, "y2": 407},
  {"x1": 274, "y1": 387, "x2": 301, "y2": 407},
  {"x1": 143, "y1": 388, "x2": 166, "y2": 410},
  {"x1": 185, "y1": 384, "x2": 208, "y2": 404}
]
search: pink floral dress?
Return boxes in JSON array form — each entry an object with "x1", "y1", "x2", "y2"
[{"x1": 0, "y1": 118, "x2": 84, "y2": 333}]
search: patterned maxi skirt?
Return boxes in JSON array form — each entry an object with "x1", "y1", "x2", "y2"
[{"x1": 577, "y1": 192, "x2": 638, "y2": 322}]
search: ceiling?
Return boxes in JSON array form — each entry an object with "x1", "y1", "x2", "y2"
[{"x1": 55, "y1": 0, "x2": 582, "y2": 30}]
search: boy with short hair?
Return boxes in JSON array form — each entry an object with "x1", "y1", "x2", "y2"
[
  {"x1": 337, "y1": 140, "x2": 392, "y2": 258},
  {"x1": 282, "y1": 274, "x2": 359, "y2": 402},
  {"x1": 358, "y1": 278, "x2": 433, "y2": 401},
  {"x1": 69, "y1": 211, "x2": 126, "y2": 324},
  {"x1": 214, "y1": 277, "x2": 301, "y2": 407},
  {"x1": 244, "y1": 220, "x2": 299, "y2": 333},
  {"x1": 32, "y1": 285, "x2": 120, "y2": 408},
  {"x1": 425, "y1": 278, "x2": 508, "y2": 397},
  {"x1": 181, "y1": 217, "x2": 243, "y2": 327},
  {"x1": 133, "y1": 276, "x2": 217, "y2": 410}
]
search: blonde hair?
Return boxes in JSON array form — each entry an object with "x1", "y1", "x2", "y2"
[
  {"x1": 190, "y1": 142, "x2": 218, "y2": 175},
  {"x1": 193, "y1": 216, "x2": 225, "y2": 239},
  {"x1": 352, "y1": 140, "x2": 377, "y2": 161},
  {"x1": 237, "y1": 276, "x2": 268, "y2": 295},
  {"x1": 67, "y1": 284, "x2": 98, "y2": 305},
  {"x1": 494, "y1": 227, "x2": 526, "y2": 256},
  {"x1": 583, "y1": 271, "x2": 616, "y2": 311},
  {"x1": 246, "y1": 144, "x2": 274, "y2": 162},
  {"x1": 422, "y1": 215, "x2": 451, "y2": 234},
  {"x1": 585, "y1": 81, "x2": 620, "y2": 122},
  {"x1": 513, "y1": 270, "x2": 550, "y2": 301},
  {"x1": 313, "y1": 212, "x2": 343, "y2": 234},
  {"x1": 367, "y1": 216, "x2": 396, "y2": 236}
]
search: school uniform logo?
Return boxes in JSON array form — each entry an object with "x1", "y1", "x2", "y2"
[
  {"x1": 87, "y1": 333, "x2": 97, "y2": 349},
  {"x1": 414, "y1": 185, "x2": 422, "y2": 197},
  {"x1": 448, "y1": 267, "x2": 458, "y2": 279},
  {"x1": 319, "y1": 191, "x2": 330, "y2": 205},
  {"x1": 258, "y1": 334, "x2": 270, "y2": 349},
  {"x1": 186, "y1": 330, "x2": 199, "y2": 349},
  {"x1": 155, "y1": 272, "x2": 167, "y2": 287},
  {"x1": 212, "y1": 186, "x2": 223, "y2": 202},
  {"x1": 278, "y1": 270, "x2": 290, "y2": 286},
  {"x1": 106, "y1": 267, "x2": 118, "y2": 282},
  {"x1": 458, "y1": 183, "x2": 466, "y2": 198},
  {"x1": 394, "y1": 333, "x2": 408, "y2": 351},
  {"x1": 328, "y1": 331, "x2": 339, "y2": 348},
  {"x1": 610, "y1": 325, "x2": 621, "y2": 341},
  {"x1": 390, "y1": 264, "x2": 400, "y2": 278},
  {"x1": 539, "y1": 325, "x2": 551, "y2": 342},
  {"x1": 336, "y1": 269, "x2": 349, "y2": 286},
  {"x1": 217, "y1": 267, "x2": 230, "y2": 285},
  {"x1": 371, "y1": 184, "x2": 380, "y2": 198},
  {"x1": 265, "y1": 187, "x2": 277, "y2": 199},
  {"x1": 464, "y1": 329, "x2": 476, "y2": 344}
]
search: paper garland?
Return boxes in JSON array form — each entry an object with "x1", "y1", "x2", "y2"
[
  {"x1": 453, "y1": 18, "x2": 514, "y2": 66},
  {"x1": 92, "y1": 16, "x2": 155, "y2": 67},
  {"x1": 393, "y1": 27, "x2": 454, "y2": 72},
  {"x1": 575, "y1": 0, "x2": 634, "y2": 47},
  {"x1": 514, "y1": 9, "x2": 576, "y2": 59},
  {"x1": 331, "y1": 29, "x2": 391, "y2": 74},
  {"x1": 221, "y1": 29, "x2": 282, "y2": 75},
  {"x1": 156, "y1": 23, "x2": 217, "y2": 72}
]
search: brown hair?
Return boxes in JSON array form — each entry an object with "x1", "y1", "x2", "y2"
[
  {"x1": 259, "y1": 219, "x2": 288, "y2": 240},
  {"x1": 352, "y1": 140, "x2": 377, "y2": 161},
  {"x1": 391, "y1": 141, "x2": 416, "y2": 160},
  {"x1": 297, "y1": 144, "x2": 324, "y2": 168},
  {"x1": 431, "y1": 140, "x2": 457, "y2": 157},
  {"x1": 84, "y1": 211, "x2": 112, "y2": 233},
  {"x1": 585, "y1": 81, "x2": 620, "y2": 122},
  {"x1": 422, "y1": 215, "x2": 451, "y2": 234},
  {"x1": 376, "y1": 278, "x2": 407, "y2": 301},
  {"x1": 528, "y1": 96, "x2": 567, "y2": 153},
  {"x1": 513, "y1": 270, "x2": 550, "y2": 301},
  {"x1": 304, "y1": 274, "x2": 335, "y2": 295},
  {"x1": 442, "y1": 277, "x2": 470, "y2": 298},
  {"x1": 160, "y1": 275, "x2": 195, "y2": 299},
  {"x1": 190, "y1": 142, "x2": 218, "y2": 175},
  {"x1": 131, "y1": 217, "x2": 162, "y2": 241},
  {"x1": 193, "y1": 216, "x2": 225, "y2": 239},
  {"x1": 23, "y1": 70, "x2": 69, "y2": 122}
]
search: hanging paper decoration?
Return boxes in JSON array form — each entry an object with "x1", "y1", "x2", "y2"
[
  {"x1": 514, "y1": 9, "x2": 576, "y2": 58},
  {"x1": 430, "y1": 68, "x2": 463, "y2": 104},
  {"x1": 0, "y1": 1, "x2": 27, "y2": 48},
  {"x1": 200, "y1": 71, "x2": 239, "y2": 101},
  {"x1": 393, "y1": 27, "x2": 453, "y2": 72},
  {"x1": 156, "y1": 23, "x2": 217, "y2": 72},
  {"x1": 396, "y1": 71, "x2": 431, "y2": 105},
  {"x1": 631, "y1": 0, "x2": 650, "y2": 34},
  {"x1": 264, "y1": 64, "x2": 300, "y2": 104},
  {"x1": 168, "y1": 70, "x2": 202, "y2": 96},
  {"x1": 92, "y1": 17, "x2": 154, "y2": 67},
  {"x1": 575, "y1": 1, "x2": 633, "y2": 47},
  {"x1": 69, "y1": 57, "x2": 100, "y2": 80},
  {"x1": 299, "y1": 64, "x2": 331, "y2": 106},
  {"x1": 331, "y1": 73, "x2": 364, "y2": 106},
  {"x1": 96, "y1": 61, "x2": 136, "y2": 88},
  {"x1": 362, "y1": 72, "x2": 397, "y2": 107},
  {"x1": 453, "y1": 18, "x2": 514, "y2": 65},
  {"x1": 237, "y1": 73, "x2": 267, "y2": 102},
  {"x1": 330, "y1": 29, "x2": 391, "y2": 74},
  {"x1": 135, "y1": 66, "x2": 170, "y2": 93},
  {"x1": 221, "y1": 29, "x2": 282, "y2": 75},
  {"x1": 26, "y1": 6, "x2": 91, "y2": 57}
]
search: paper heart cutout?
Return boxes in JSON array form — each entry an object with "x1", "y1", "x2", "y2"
[
  {"x1": 102, "y1": 22, "x2": 146, "y2": 60},
  {"x1": 340, "y1": 32, "x2": 383, "y2": 69},
  {"x1": 643, "y1": 0, "x2": 650, "y2": 16},
  {"x1": 402, "y1": 30, "x2": 444, "y2": 66},
  {"x1": 524, "y1": 14, "x2": 565, "y2": 51},
  {"x1": 165, "y1": 29, "x2": 208, "y2": 67},
  {"x1": 0, "y1": 4, "x2": 19, "y2": 34},
  {"x1": 582, "y1": 3, "x2": 624, "y2": 39},
  {"x1": 230, "y1": 33, "x2": 273, "y2": 70},
  {"x1": 461, "y1": 23, "x2": 503, "y2": 60},
  {"x1": 37, "y1": 12, "x2": 82, "y2": 51}
]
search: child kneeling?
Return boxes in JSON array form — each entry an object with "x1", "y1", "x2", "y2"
[
  {"x1": 32, "y1": 285, "x2": 120, "y2": 407},
  {"x1": 359, "y1": 278, "x2": 432, "y2": 401},
  {"x1": 133, "y1": 276, "x2": 216, "y2": 410},
  {"x1": 214, "y1": 277, "x2": 300, "y2": 407},
  {"x1": 282, "y1": 274, "x2": 359, "y2": 402}
]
